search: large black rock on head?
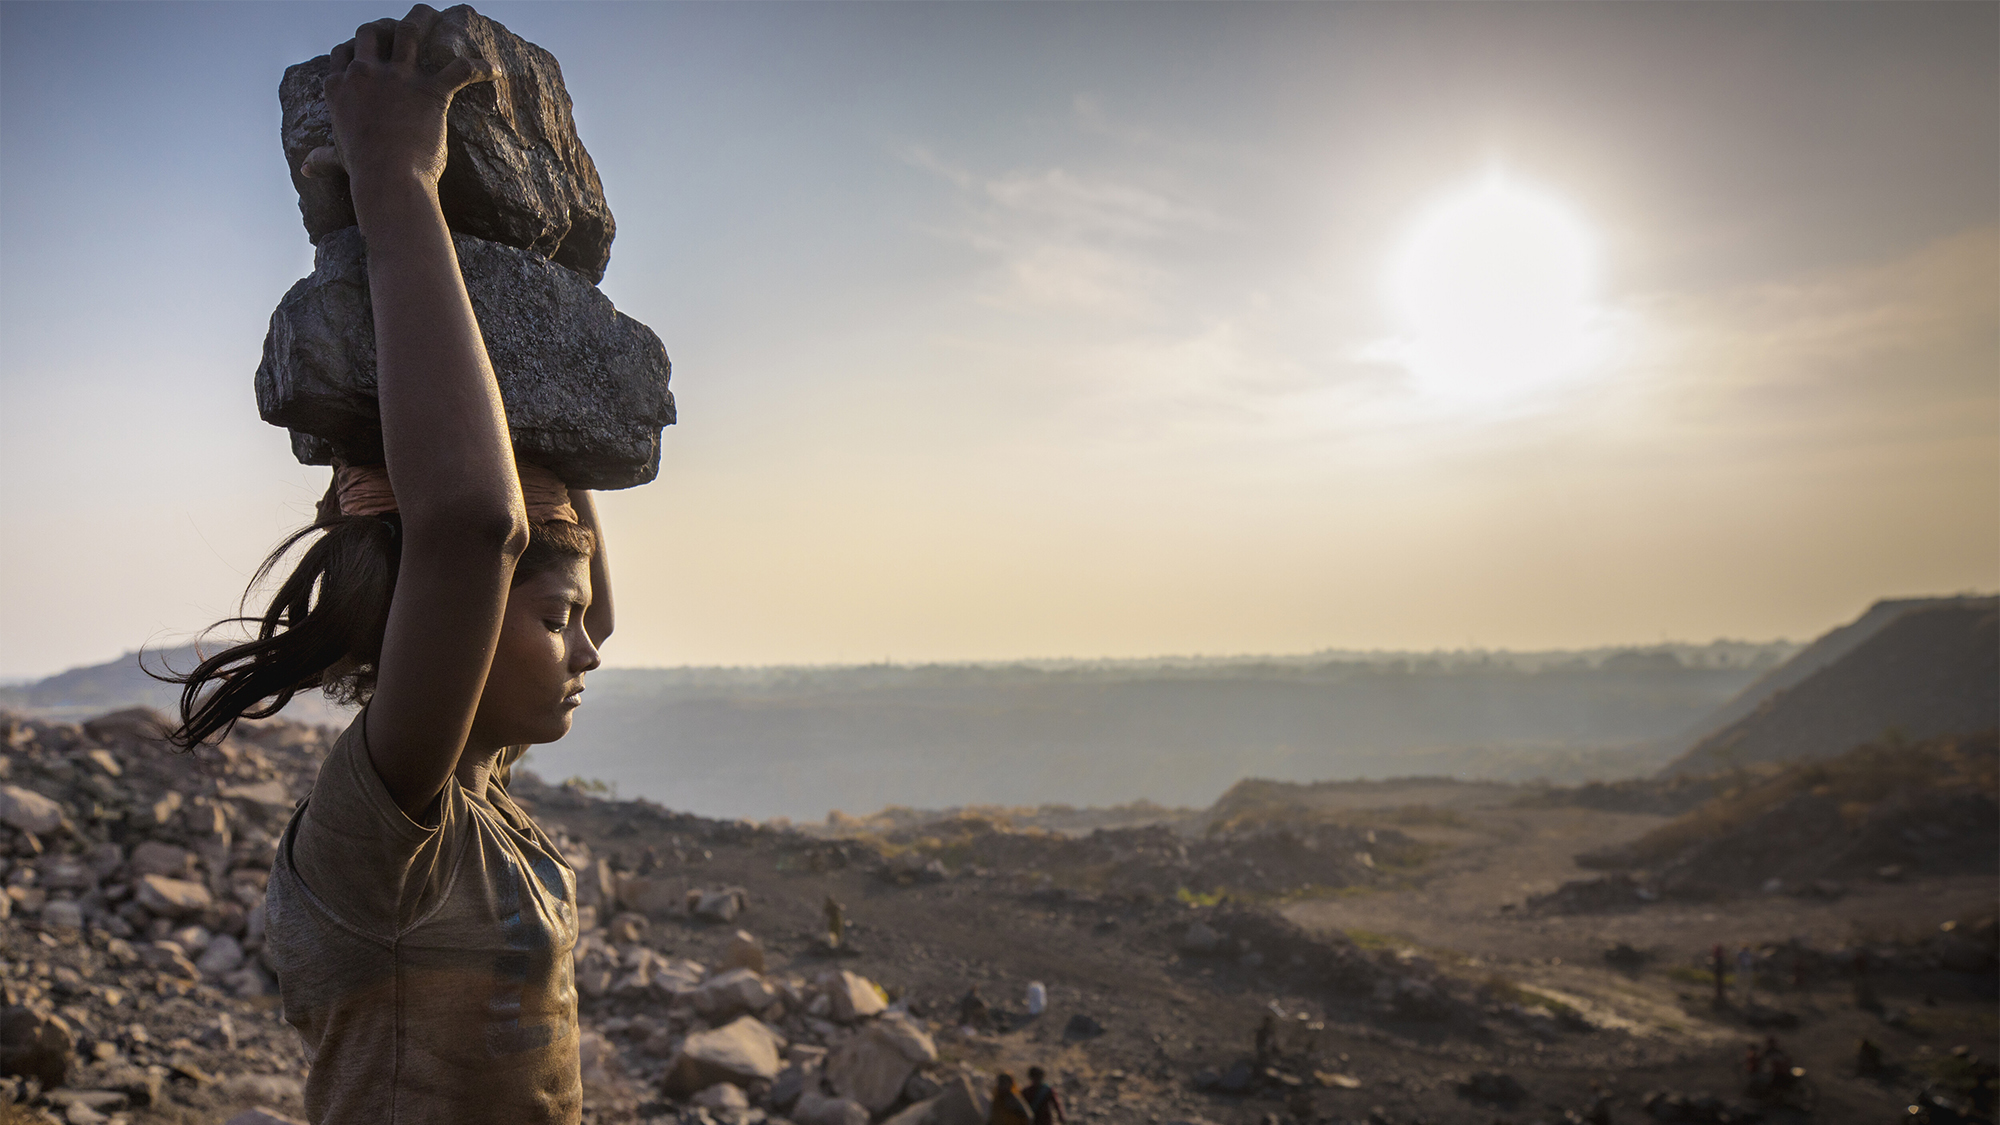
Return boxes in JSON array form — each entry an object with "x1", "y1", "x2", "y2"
[
  {"x1": 281, "y1": 4, "x2": 616, "y2": 283},
  {"x1": 257, "y1": 229, "x2": 673, "y2": 490}
]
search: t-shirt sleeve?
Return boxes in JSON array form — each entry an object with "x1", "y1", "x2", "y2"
[{"x1": 288, "y1": 712, "x2": 456, "y2": 939}]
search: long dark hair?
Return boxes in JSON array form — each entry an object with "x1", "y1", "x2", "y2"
[{"x1": 162, "y1": 511, "x2": 593, "y2": 749}]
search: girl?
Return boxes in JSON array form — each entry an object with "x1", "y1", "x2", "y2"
[{"x1": 170, "y1": 8, "x2": 608, "y2": 1121}]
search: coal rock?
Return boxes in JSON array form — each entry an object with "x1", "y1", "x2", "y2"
[
  {"x1": 281, "y1": 5, "x2": 616, "y2": 282},
  {"x1": 256, "y1": 227, "x2": 674, "y2": 490},
  {"x1": 0, "y1": 1004, "x2": 74, "y2": 1088}
]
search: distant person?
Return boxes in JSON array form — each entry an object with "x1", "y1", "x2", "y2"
[
  {"x1": 958, "y1": 985, "x2": 991, "y2": 1032},
  {"x1": 1022, "y1": 1067, "x2": 1066, "y2": 1125},
  {"x1": 1855, "y1": 1038, "x2": 1884, "y2": 1077},
  {"x1": 1712, "y1": 943, "x2": 1729, "y2": 1006},
  {"x1": 164, "y1": 10, "x2": 620, "y2": 1122},
  {"x1": 988, "y1": 1074, "x2": 1032, "y2": 1125},
  {"x1": 824, "y1": 894, "x2": 846, "y2": 948},
  {"x1": 1254, "y1": 1010, "x2": 1279, "y2": 1066},
  {"x1": 1737, "y1": 945, "x2": 1757, "y2": 1003}
]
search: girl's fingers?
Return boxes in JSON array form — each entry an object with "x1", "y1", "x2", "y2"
[
  {"x1": 392, "y1": 4, "x2": 438, "y2": 65},
  {"x1": 328, "y1": 40, "x2": 356, "y2": 76},
  {"x1": 432, "y1": 54, "x2": 495, "y2": 98},
  {"x1": 353, "y1": 20, "x2": 390, "y2": 63},
  {"x1": 301, "y1": 145, "x2": 344, "y2": 178}
]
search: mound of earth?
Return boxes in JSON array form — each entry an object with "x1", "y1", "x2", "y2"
[
  {"x1": 1573, "y1": 731, "x2": 1997, "y2": 901},
  {"x1": 1665, "y1": 598, "x2": 1998, "y2": 776}
]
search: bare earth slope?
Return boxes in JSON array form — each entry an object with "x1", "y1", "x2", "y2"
[{"x1": 1667, "y1": 598, "x2": 1999, "y2": 776}]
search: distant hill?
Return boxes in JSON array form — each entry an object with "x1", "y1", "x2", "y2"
[
  {"x1": 1663, "y1": 597, "x2": 1999, "y2": 776},
  {"x1": 0, "y1": 644, "x2": 354, "y2": 727},
  {"x1": 4, "y1": 639, "x2": 1794, "y2": 821},
  {"x1": 1659, "y1": 596, "x2": 1985, "y2": 761}
]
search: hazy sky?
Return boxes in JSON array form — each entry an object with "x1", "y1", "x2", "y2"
[{"x1": 3, "y1": 2, "x2": 1995, "y2": 679}]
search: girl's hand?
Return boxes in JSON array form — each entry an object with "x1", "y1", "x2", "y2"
[{"x1": 301, "y1": 5, "x2": 491, "y2": 202}]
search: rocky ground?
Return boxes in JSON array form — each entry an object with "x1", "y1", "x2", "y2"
[{"x1": 2, "y1": 708, "x2": 1994, "y2": 1125}]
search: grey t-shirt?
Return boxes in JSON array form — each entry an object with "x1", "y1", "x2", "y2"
[{"x1": 266, "y1": 713, "x2": 581, "y2": 1124}]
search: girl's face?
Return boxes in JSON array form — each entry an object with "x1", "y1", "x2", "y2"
[{"x1": 471, "y1": 556, "x2": 599, "y2": 749}]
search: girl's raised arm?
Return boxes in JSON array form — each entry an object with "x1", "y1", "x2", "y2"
[{"x1": 317, "y1": 8, "x2": 525, "y2": 816}]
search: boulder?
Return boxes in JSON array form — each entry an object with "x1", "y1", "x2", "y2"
[
  {"x1": 793, "y1": 1088, "x2": 871, "y2": 1125},
  {"x1": 825, "y1": 1011, "x2": 937, "y2": 1112},
  {"x1": 693, "y1": 967, "x2": 779, "y2": 1020},
  {"x1": 219, "y1": 780, "x2": 295, "y2": 821},
  {"x1": 928, "y1": 1073, "x2": 991, "y2": 1125},
  {"x1": 279, "y1": 6, "x2": 615, "y2": 282},
  {"x1": 0, "y1": 784, "x2": 65, "y2": 836},
  {"x1": 607, "y1": 911, "x2": 649, "y2": 945},
  {"x1": 687, "y1": 886, "x2": 747, "y2": 922},
  {"x1": 769, "y1": 1062, "x2": 815, "y2": 1111},
  {"x1": 662, "y1": 1016, "x2": 785, "y2": 1096},
  {"x1": 722, "y1": 929, "x2": 767, "y2": 974},
  {"x1": 885, "y1": 1096, "x2": 938, "y2": 1125},
  {"x1": 197, "y1": 934, "x2": 247, "y2": 977},
  {"x1": 256, "y1": 228, "x2": 673, "y2": 490},
  {"x1": 692, "y1": 1083, "x2": 751, "y2": 1111},
  {"x1": 822, "y1": 970, "x2": 887, "y2": 1023},
  {"x1": 81, "y1": 708, "x2": 168, "y2": 745},
  {"x1": 39, "y1": 856, "x2": 94, "y2": 892},
  {"x1": 135, "y1": 875, "x2": 211, "y2": 919},
  {"x1": 40, "y1": 898, "x2": 84, "y2": 931},
  {"x1": 615, "y1": 874, "x2": 683, "y2": 915},
  {"x1": 139, "y1": 942, "x2": 201, "y2": 980},
  {"x1": 130, "y1": 842, "x2": 193, "y2": 880},
  {"x1": 0, "y1": 1005, "x2": 73, "y2": 1087}
]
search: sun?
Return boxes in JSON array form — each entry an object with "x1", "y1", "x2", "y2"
[{"x1": 1384, "y1": 172, "x2": 1603, "y2": 404}]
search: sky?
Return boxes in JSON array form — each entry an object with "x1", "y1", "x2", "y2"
[{"x1": 2, "y1": 2, "x2": 1995, "y2": 680}]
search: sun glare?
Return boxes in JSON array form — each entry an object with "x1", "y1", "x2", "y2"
[{"x1": 1384, "y1": 172, "x2": 1603, "y2": 404}]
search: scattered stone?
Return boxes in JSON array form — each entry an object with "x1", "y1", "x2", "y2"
[
  {"x1": 43, "y1": 1090, "x2": 128, "y2": 1114},
  {"x1": 0, "y1": 784, "x2": 66, "y2": 836},
  {"x1": 662, "y1": 1016, "x2": 784, "y2": 1096},
  {"x1": 825, "y1": 1011, "x2": 937, "y2": 1113},
  {"x1": 692, "y1": 1082, "x2": 750, "y2": 1111},
  {"x1": 903, "y1": 1071, "x2": 944, "y2": 1103},
  {"x1": 256, "y1": 227, "x2": 673, "y2": 490},
  {"x1": 615, "y1": 875, "x2": 683, "y2": 916},
  {"x1": 793, "y1": 1088, "x2": 871, "y2": 1125},
  {"x1": 134, "y1": 875, "x2": 211, "y2": 919},
  {"x1": 1062, "y1": 1013, "x2": 1105, "y2": 1041},
  {"x1": 40, "y1": 898, "x2": 83, "y2": 931},
  {"x1": 821, "y1": 970, "x2": 886, "y2": 1023},
  {"x1": 607, "y1": 911, "x2": 649, "y2": 945},
  {"x1": 925, "y1": 1073, "x2": 989, "y2": 1125},
  {"x1": 1, "y1": 1004, "x2": 74, "y2": 1087},
  {"x1": 692, "y1": 968, "x2": 779, "y2": 1021},
  {"x1": 222, "y1": 1110, "x2": 308, "y2": 1125},
  {"x1": 101, "y1": 1064, "x2": 162, "y2": 1107},
  {"x1": 687, "y1": 886, "x2": 748, "y2": 923},
  {"x1": 1455, "y1": 1070, "x2": 1526, "y2": 1107},
  {"x1": 722, "y1": 929, "x2": 766, "y2": 974}
]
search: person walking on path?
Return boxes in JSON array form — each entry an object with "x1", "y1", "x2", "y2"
[
  {"x1": 1712, "y1": 943, "x2": 1730, "y2": 1007},
  {"x1": 167, "y1": 8, "x2": 621, "y2": 1121},
  {"x1": 1023, "y1": 1067, "x2": 1066, "y2": 1125},
  {"x1": 988, "y1": 1074, "x2": 1032, "y2": 1125}
]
